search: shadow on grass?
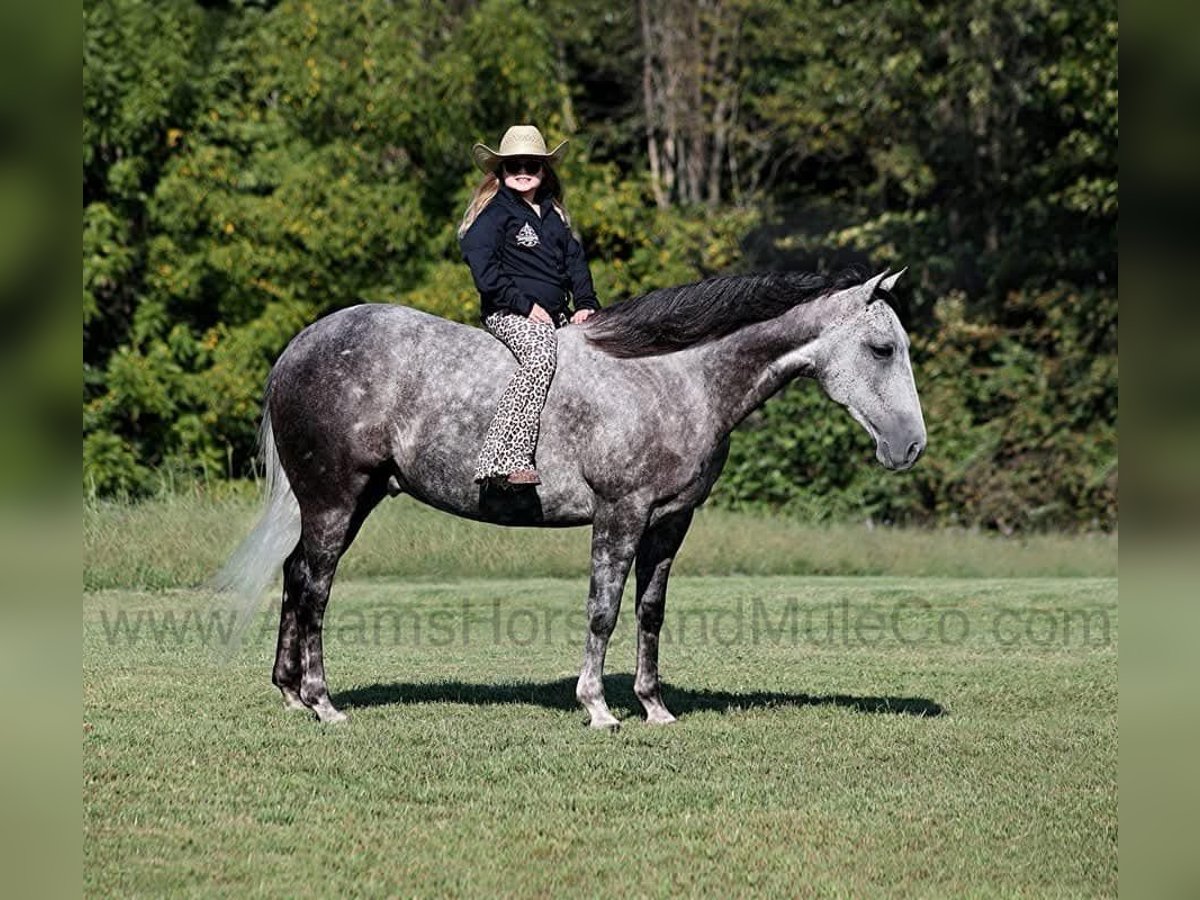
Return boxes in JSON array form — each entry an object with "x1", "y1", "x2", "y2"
[{"x1": 334, "y1": 675, "x2": 945, "y2": 719}]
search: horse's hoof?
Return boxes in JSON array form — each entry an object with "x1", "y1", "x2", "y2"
[
  {"x1": 311, "y1": 702, "x2": 348, "y2": 724},
  {"x1": 645, "y1": 711, "x2": 678, "y2": 726},
  {"x1": 586, "y1": 716, "x2": 621, "y2": 732},
  {"x1": 280, "y1": 687, "x2": 308, "y2": 712}
]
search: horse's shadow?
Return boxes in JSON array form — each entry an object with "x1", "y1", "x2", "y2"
[{"x1": 334, "y1": 675, "x2": 944, "y2": 719}]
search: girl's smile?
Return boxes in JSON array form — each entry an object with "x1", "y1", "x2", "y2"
[{"x1": 502, "y1": 158, "x2": 545, "y2": 198}]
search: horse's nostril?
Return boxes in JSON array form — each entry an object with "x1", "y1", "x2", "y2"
[{"x1": 905, "y1": 441, "x2": 923, "y2": 465}]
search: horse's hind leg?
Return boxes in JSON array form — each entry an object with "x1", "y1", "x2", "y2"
[
  {"x1": 289, "y1": 482, "x2": 384, "y2": 723},
  {"x1": 293, "y1": 523, "x2": 347, "y2": 723},
  {"x1": 273, "y1": 546, "x2": 306, "y2": 711},
  {"x1": 633, "y1": 510, "x2": 694, "y2": 725}
]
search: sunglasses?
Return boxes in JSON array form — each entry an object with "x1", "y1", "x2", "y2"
[{"x1": 503, "y1": 157, "x2": 543, "y2": 175}]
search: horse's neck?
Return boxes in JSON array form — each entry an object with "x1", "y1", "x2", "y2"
[{"x1": 692, "y1": 301, "x2": 830, "y2": 436}]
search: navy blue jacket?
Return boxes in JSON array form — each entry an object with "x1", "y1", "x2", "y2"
[{"x1": 459, "y1": 184, "x2": 600, "y2": 320}]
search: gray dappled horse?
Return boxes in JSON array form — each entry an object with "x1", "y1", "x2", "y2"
[{"x1": 219, "y1": 268, "x2": 926, "y2": 728}]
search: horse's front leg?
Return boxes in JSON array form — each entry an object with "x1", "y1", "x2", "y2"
[
  {"x1": 633, "y1": 509, "x2": 694, "y2": 724},
  {"x1": 576, "y1": 501, "x2": 647, "y2": 730}
]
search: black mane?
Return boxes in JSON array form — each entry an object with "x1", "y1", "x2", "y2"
[{"x1": 583, "y1": 267, "x2": 874, "y2": 358}]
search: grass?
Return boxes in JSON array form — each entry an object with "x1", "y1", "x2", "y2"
[
  {"x1": 84, "y1": 493, "x2": 1117, "y2": 591},
  {"x1": 84, "y1": 575, "x2": 1117, "y2": 897}
]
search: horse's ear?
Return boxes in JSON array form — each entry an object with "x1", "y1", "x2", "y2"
[
  {"x1": 881, "y1": 267, "x2": 907, "y2": 292},
  {"x1": 858, "y1": 269, "x2": 889, "y2": 303}
]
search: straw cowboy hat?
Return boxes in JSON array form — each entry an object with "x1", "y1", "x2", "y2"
[{"x1": 471, "y1": 125, "x2": 568, "y2": 173}]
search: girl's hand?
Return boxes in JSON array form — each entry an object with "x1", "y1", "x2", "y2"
[
  {"x1": 528, "y1": 303, "x2": 552, "y2": 325},
  {"x1": 570, "y1": 309, "x2": 593, "y2": 325}
]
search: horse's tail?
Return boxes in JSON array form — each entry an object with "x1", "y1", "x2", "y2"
[{"x1": 211, "y1": 374, "x2": 302, "y2": 634}]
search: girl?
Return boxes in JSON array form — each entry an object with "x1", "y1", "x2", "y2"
[{"x1": 458, "y1": 125, "x2": 600, "y2": 487}]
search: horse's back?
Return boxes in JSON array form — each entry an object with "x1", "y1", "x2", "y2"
[
  {"x1": 266, "y1": 304, "x2": 597, "y2": 523},
  {"x1": 280, "y1": 303, "x2": 491, "y2": 364},
  {"x1": 273, "y1": 304, "x2": 509, "y2": 401}
]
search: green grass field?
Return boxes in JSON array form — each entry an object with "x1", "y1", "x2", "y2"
[
  {"x1": 84, "y1": 494, "x2": 1117, "y2": 591},
  {"x1": 84, "y1": 567, "x2": 1117, "y2": 896}
]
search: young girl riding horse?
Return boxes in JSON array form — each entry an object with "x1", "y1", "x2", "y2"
[{"x1": 458, "y1": 125, "x2": 600, "y2": 487}]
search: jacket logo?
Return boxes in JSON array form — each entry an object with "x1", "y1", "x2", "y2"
[{"x1": 515, "y1": 222, "x2": 539, "y2": 248}]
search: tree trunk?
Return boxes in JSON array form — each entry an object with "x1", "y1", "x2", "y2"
[
  {"x1": 638, "y1": 0, "x2": 743, "y2": 208},
  {"x1": 639, "y1": 0, "x2": 667, "y2": 209}
]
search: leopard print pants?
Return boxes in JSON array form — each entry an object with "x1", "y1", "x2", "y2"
[{"x1": 474, "y1": 311, "x2": 563, "y2": 482}]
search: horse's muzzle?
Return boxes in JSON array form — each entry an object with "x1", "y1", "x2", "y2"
[{"x1": 877, "y1": 429, "x2": 926, "y2": 471}]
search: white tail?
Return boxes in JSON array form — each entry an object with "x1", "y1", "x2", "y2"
[{"x1": 211, "y1": 403, "x2": 302, "y2": 635}]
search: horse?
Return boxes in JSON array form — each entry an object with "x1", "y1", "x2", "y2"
[{"x1": 218, "y1": 267, "x2": 926, "y2": 728}]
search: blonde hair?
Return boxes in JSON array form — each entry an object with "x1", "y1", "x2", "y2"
[{"x1": 457, "y1": 164, "x2": 573, "y2": 239}]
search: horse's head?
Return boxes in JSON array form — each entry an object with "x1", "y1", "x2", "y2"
[{"x1": 801, "y1": 269, "x2": 927, "y2": 471}]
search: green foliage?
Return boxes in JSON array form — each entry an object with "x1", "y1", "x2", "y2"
[
  {"x1": 742, "y1": 0, "x2": 1117, "y2": 311},
  {"x1": 82, "y1": 0, "x2": 1117, "y2": 531}
]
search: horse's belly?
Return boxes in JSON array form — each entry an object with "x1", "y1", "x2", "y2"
[
  {"x1": 401, "y1": 480, "x2": 594, "y2": 529},
  {"x1": 389, "y1": 398, "x2": 596, "y2": 527}
]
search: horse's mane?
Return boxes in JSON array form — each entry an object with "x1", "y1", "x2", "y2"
[{"x1": 584, "y1": 267, "x2": 879, "y2": 358}]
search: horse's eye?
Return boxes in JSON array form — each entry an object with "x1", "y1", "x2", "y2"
[{"x1": 869, "y1": 343, "x2": 895, "y2": 360}]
